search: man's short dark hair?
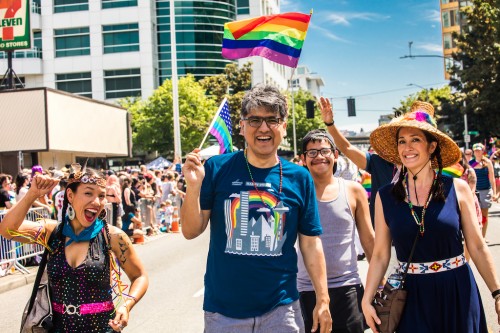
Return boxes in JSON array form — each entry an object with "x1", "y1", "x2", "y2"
[
  {"x1": 241, "y1": 84, "x2": 288, "y2": 119},
  {"x1": 301, "y1": 129, "x2": 336, "y2": 154}
]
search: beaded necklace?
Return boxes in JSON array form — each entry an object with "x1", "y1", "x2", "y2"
[
  {"x1": 403, "y1": 171, "x2": 437, "y2": 235},
  {"x1": 244, "y1": 148, "x2": 283, "y2": 209}
]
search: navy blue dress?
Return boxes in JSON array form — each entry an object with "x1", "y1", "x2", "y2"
[{"x1": 379, "y1": 176, "x2": 487, "y2": 332}]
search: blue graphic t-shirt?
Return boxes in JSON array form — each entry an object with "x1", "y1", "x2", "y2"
[{"x1": 200, "y1": 151, "x2": 322, "y2": 318}]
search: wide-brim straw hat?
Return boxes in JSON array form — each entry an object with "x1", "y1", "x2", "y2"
[{"x1": 370, "y1": 101, "x2": 461, "y2": 169}]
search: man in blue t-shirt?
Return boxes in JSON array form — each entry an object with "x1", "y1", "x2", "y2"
[
  {"x1": 318, "y1": 97, "x2": 395, "y2": 223},
  {"x1": 181, "y1": 85, "x2": 332, "y2": 333}
]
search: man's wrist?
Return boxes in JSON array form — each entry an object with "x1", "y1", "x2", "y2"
[{"x1": 324, "y1": 120, "x2": 334, "y2": 127}]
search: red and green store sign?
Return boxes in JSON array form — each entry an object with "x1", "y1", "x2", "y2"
[{"x1": 0, "y1": 0, "x2": 31, "y2": 51}]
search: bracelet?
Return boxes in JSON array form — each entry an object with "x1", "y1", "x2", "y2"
[
  {"x1": 492, "y1": 289, "x2": 500, "y2": 299},
  {"x1": 324, "y1": 120, "x2": 334, "y2": 127},
  {"x1": 495, "y1": 294, "x2": 500, "y2": 302}
]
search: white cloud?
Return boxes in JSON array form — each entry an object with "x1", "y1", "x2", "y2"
[
  {"x1": 322, "y1": 12, "x2": 391, "y2": 26},
  {"x1": 417, "y1": 42, "x2": 443, "y2": 53},
  {"x1": 309, "y1": 23, "x2": 349, "y2": 43},
  {"x1": 426, "y1": 9, "x2": 442, "y2": 23}
]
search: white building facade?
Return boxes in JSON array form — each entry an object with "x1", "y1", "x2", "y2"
[{"x1": 0, "y1": 0, "x2": 292, "y2": 101}]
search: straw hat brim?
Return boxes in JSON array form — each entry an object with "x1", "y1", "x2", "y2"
[{"x1": 370, "y1": 120, "x2": 461, "y2": 169}]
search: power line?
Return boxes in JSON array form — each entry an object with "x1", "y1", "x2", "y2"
[{"x1": 324, "y1": 82, "x2": 448, "y2": 100}]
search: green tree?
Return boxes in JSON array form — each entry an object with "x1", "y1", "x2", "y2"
[
  {"x1": 120, "y1": 75, "x2": 216, "y2": 157},
  {"x1": 200, "y1": 62, "x2": 252, "y2": 150},
  {"x1": 450, "y1": 0, "x2": 500, "y2": 142},
  {"x1": 284, "y1": 89, "x2": 324, "y2": 153}
]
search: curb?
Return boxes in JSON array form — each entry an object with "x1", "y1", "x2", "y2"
[{"x1": 0, "y1": 267, "x2": 38, "y2": 294}]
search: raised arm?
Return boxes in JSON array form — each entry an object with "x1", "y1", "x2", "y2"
[
  {"x1": 180, "y1": 149, "x2": 210, "y2": 239},
  {"x1": 318, "y1": 97, "x2": 368, "y2": 170},
  {"x1": 0, "y1": 175, "x2": 59, "y2": 243}
]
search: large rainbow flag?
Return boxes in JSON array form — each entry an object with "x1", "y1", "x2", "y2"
[{"x1": 222, "y1": 12, "x2": 311, "y2": 68}]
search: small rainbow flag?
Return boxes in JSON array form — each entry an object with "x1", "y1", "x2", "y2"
[
  {"x1": 208, "y1": 98, "x2": 233, "y2": 155},
  {"x1": 441, "y1": 163, "x2": 464, "y2": 178},
  {"x1": 222, "y1": 12, "x2": 311, "y2": 68},
  {"x1": 360, "y1": 171, "x2": 372, "y2": 199}
]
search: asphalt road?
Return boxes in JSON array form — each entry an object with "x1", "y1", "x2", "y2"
[{"x1": 0, "y1": 203, "x2": 499, "y2": 333}]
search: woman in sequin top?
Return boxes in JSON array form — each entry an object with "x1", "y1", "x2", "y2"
[{"x1": 0, "y1": 167, "x2": 148, "y2": 332}]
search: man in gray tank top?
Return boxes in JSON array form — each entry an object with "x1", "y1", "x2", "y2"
[{"x1": 298, "y1": 129, "x2": 375, "y2": 333}]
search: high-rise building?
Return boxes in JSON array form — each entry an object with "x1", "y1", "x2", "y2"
[
  {"x1": 439, "y1": 0, "x2": 472, "y2": 79},
  {"x1": 0, "y1": 0, "x2": 291, "y2": 101}
]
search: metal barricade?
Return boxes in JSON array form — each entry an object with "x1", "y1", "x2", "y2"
[{"x1": 0, "y1": 207, "x2": 51, "y2": 276}]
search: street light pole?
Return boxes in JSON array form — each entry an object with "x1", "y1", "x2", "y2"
[{"x1": 400, "y1": 45, "x2": 469, "y2": 148}]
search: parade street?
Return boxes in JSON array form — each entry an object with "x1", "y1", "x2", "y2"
[{"x1": 0, "y1": 205, "x2": 499, "y2": 333}]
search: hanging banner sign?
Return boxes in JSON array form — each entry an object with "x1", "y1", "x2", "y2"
[{"x1": 0, "y1": 0, "x2": 31, "y2": 51}]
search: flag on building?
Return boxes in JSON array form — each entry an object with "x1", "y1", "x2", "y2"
[
  {"x1": 222, "y1": 12, "x2": 311, "y2": 68},
  {"x1": 208, "y1": 98, "x2": 233, "y2": 154}
]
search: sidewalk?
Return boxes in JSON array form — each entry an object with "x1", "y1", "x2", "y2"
[{"x1": 0, "y1": 232, "x2": 169, "y2": 294}]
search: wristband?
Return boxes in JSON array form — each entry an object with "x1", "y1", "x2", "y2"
[
  {"x1": 324, "y1": 120, "x2": 334, "y2": 127},
  {"x1": 492, "y1": 289, "x2": 500, "y2": 299}
]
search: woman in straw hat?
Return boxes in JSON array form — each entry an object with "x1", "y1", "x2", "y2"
[{"x1": 361, "y1": 101, "x2": 500, "y2": 332}]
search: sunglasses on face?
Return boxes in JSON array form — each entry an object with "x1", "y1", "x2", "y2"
[
  {"x1": 242, "y1": 117, "x2": 283, "y2": 128},
  {"x1": 304, "y1": 148, "x2": 334, "y2": 158}
]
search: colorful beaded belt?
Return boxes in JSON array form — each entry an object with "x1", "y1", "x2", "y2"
[
  {"x1": 398, "y1": 254, "x2": 467, "y2": 274},
  {"x1": 52, "y1": 301, "x2": 114, "y2": 316}
]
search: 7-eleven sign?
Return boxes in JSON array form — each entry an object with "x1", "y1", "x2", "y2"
[{"x1": 0, "y1": 0, "x2": 31, "y2": 51}]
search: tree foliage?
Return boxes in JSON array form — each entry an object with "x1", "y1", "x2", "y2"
[
  {"x1": 120, "y1": 75, "x2": 216, "y2": 157},
  {"x1": 450, "y1": 0, "x2": 500, "y2": 141},
  {"x1": 284, "y1": 89, "x2": 324, "y2": 153},
  {"x1": 200, "y1": 62, "x2": 252, "y2": 150}
]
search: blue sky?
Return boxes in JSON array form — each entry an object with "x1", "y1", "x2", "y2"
[{"x1": 281, "y1": 0, "x2": 448, "y2": 132}]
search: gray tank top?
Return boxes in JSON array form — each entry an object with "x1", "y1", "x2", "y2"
[{"x1": 297, "y1": 178, "x2": 361, "y2": 291}]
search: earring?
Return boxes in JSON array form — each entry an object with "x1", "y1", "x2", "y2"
[
  {"x1": 98, "y1": 209, "x2": 107, "y2": 221},
  {"x1": 66, "y1": 203, "x2": 75, "y2": 221}
]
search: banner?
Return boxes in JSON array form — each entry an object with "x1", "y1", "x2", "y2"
[{"x1": 0, "y1": 0, "x2": 31, "y2": 51}]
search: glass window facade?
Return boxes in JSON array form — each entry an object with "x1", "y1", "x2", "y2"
[
  {"x1": 155, "y1": 0, "x2": 236, "y2": 83},
  {"x1": 102, "y1": 0, "x2": 138, "y2": 9},
  {"x1": 237, "y1": 0, "x2": 249, "y2": 15},
  {"x1": 104, "y1": 68, "x2": 141, "y2": 99},
  {"x1": 54, "y1": 0, "x2": 89, "y2": 13},
  {"x1": 54, "y1": 27, "x2": 91, "y2": 57},
  {"x1": 443, "y1": 33, "x2": 454, "y2": 49},
  {"x1": 56, "y1": 72, "x2": 92, "y2": 98},
  {"x1": 103, "y1": 23, "x2": 140, "y2": 54},
  {"x1": 442, "y1": 10, "x2": 459, "y2": 27}
]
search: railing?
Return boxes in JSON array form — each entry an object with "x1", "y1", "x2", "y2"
[
  {"x1": 0, "y1": 204, "x2": 113, "y2": 277},
  {"x1": 0, "y1": 207, "x2": 50, "y2": 276}
]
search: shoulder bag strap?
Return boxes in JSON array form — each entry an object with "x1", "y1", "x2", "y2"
[
  {"x1": 26, "y1": 224, "x2": 60, "y2": 313},
  {"x1": 400, "y1": 232, "x2": 420, "y2": 288}
]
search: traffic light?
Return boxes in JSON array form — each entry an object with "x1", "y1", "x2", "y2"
[
  {"x1": 347, "y1": 98, "x2": 356, "y2": 117},
  {"x1": 306, "y1": 100, "x2": 315, "y2": 118}
]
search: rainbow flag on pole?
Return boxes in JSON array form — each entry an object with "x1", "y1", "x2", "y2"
[
  {"x1": 208, "y1": 98, "x2": 233, "y2": 154},
  {"x1": 222, "y1": 12, "x2": 311, "y2": 68}
]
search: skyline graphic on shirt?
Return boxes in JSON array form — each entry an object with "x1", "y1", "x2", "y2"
[{"x1": 224, "y1": 190, "x2": 289, "y2": 256}]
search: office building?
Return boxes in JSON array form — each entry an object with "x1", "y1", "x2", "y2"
[
  {"x1": 439, "y1": 0, "x2": 472, "y2": 79},
  {"x1": 0, "y1": 0, "x2": 291, "y2": 101}
]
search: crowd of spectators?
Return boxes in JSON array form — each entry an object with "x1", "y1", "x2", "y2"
[{"x1": 0, "y1": 162, "x2": 187, "y2": 245}]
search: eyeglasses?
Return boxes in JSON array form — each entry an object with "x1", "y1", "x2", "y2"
[
  {"x1": 304, "y1": 148, "x2": 334, "y2": 158},
  {"x1": 465, "y1": 153, "x2": 472, "y2": 156},
  {"x1": 242, "y1": 117, "x2": 283, "y2": 128}
]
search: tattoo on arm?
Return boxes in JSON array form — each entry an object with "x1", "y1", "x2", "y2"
[{"x1": 117, "y1": 234, "x2": 130, "y2": 265}]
